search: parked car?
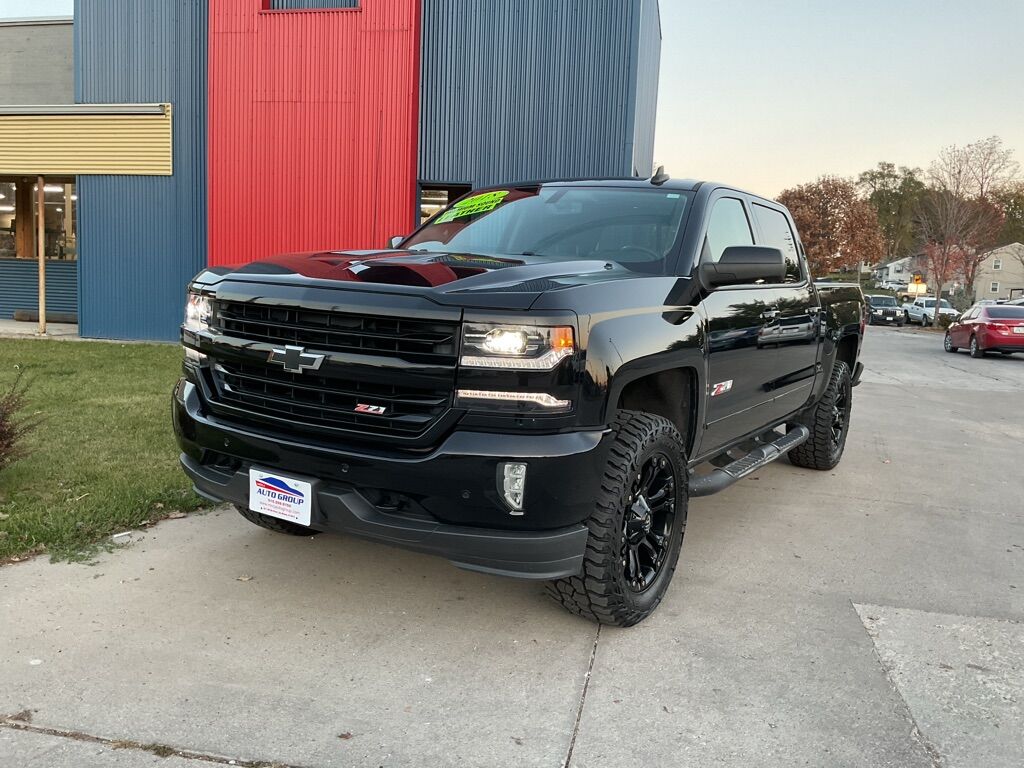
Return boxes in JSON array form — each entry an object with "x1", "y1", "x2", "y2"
[
  {"x1": 880, "y1": 280, "x2": 907, "y2": 291},
  {"x1": 174, "y1": 177, "x2": 865, "y2": 627},
  {"x1": 904, "y1": 297, "x2": 959, "y2": 325},
  {"x1": 945, "y1": 303, "x2": 1024, "y2": 357},
  {"x1": 865, "y1": 294, "x2": 903, "y2": 326}
]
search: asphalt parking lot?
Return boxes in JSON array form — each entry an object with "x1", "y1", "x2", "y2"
[{"x1": 2, "y1": 326, "x2": 1022, "y2": 768}]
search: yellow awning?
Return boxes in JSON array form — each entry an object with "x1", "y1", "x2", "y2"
[{"x1": 0, "y1": 104, "x2": 172, "y2": 176}]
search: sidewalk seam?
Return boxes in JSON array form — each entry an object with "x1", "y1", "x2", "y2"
[{"x1": 0, "y1": 717, "x2": 307, "y2": 768}]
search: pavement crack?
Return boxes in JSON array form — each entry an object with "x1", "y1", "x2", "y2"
[
  {"x1": 0, "y1": 717, "x2": 307, "y2": 768},
  {"x1": 562, "y1": 624, "x2": 601, "y2": 768}
]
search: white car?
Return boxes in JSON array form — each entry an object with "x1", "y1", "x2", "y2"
[
  {"x1": 880, "y1": 280, "x2": 908, "y2": 291},
  {"x1": 904, "y1": 297, "x2": 959, "y2": 325}
]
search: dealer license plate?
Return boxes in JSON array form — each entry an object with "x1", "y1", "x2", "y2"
[{"x1": 249, "y1": 469, "x2": 313, "y2": 526}]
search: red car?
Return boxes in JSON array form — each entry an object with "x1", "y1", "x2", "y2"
[{"x1": 945, "y1": 304, "x2": 1024, "y2": 357}]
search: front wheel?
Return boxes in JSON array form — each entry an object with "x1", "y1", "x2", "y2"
[
  {"x1": 922, "y1": 313, "x2": 931, "y2": 326},
  {"x1": 788, "y1": 360, "x2": 853, "y2": 471},
  {"x1": 547, "y1": 411, "x2": 687, "y2": 627},
  {"x1": 944, "y1": 332, "x2": 958, "y2": 353}
]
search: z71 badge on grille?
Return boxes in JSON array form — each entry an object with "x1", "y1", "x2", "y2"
[{"x1": 354, "y1": 403, "x2": 388, "y2": 415}]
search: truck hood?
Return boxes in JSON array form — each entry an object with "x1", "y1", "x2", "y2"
[{"x1": 197, "y1": 249, "x2": 642, "y2": 309}]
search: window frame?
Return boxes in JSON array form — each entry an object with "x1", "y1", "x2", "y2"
[
  {"x1": 993, "y1": 258, "x2": 1002, "y2": 271},
  {"x1": 990, "y1": 281, "x2": 1000, "y2": 293},
  {"x1": 750, "y1": 201, "x2": 806, "y2": 283}
]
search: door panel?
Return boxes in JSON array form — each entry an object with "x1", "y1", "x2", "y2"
[{"x1": 700, "y1": 283, "x2": 818, "y2": 454}]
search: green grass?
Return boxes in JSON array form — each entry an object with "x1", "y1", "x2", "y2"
[{"x1": 0, "y1": 339, "x2": 203, "y2": 562}]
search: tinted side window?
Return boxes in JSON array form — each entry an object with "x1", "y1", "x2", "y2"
[
  {"x1": 753, "y1": 203, "x2": 802, "y2": 281},
  {"x1": 703, "y1": 198, "x2": 753, "y2": 263}
]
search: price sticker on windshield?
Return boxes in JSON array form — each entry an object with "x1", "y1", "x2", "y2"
[{"x1": 436, "y1": 190, "x2": 510, "y2": 223}]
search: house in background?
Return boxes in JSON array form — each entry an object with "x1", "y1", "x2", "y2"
[
  {"x1": 974, "y1": 243, "x2": 1024, "y2": 301},
  {"x1": 873, "y1": 255, "x2": 916, "y2": 284}
]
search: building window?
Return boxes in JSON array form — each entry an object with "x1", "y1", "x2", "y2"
[
  {"x1": 0, "y1": 179, "x2": 76, "y2": 261},
  {"x1": 990, "y1": 281, "x2": 1000, "y2": 293},
  {"x1": 993, "y1": 258, "x2": 1002, "y2": 271},
  {"x1": 267, "y1": 1, "x2": 359, "y2": 9},
  {"x1": 419, "y1": 184, "x2": 471, "y2": 225}
]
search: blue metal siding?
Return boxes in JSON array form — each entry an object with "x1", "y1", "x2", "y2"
[
  {"x1": 632, "y1": 0, "x2": 661, "y2": 177},
  {"x1": 0, "y1": 259, "x2": 77, "y2": 319},
  {"x1": 74, "y1": 0, "x2": 207, "y2": 341},
  {"x1": 419, "y1": 0, "x2": 658, "y2": 188},
  {"x1": 269, "y1": 1, "x2": 359, "y2": 8}
]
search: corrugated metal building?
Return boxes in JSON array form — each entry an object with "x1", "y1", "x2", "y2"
[
  {"x1": 0, "y1": 0, "x2": 660, "y2": 341},
  {"x1": 74, "y1": 0, "x2": 208, "y2": 340}
]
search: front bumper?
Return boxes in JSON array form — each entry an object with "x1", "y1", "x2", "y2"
[{"x1": 173, "y1": 378, "x2": 608, "y2": 579}]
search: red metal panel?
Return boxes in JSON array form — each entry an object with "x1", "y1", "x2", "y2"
[{"x1": 208, "y1": 0, "x2": 420, "y2": 266}]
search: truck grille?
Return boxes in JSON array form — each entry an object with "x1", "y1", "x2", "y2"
[
  {"x1": 202, "y1": 301, "x2": 459, "y2": 442},
  {"x1": 210, "y1": 361, "x2": 452, "y2": 438},
  {"x1": 212, "y1": 300, "x2": 458, "y2": 364}
]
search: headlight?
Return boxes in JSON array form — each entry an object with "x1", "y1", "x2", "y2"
[
  {"x1": 461, "y1": 324, "x2": 575, "y2": 370},
  {"x1": 183, "y1": 292, "x2": 211, "y2": 362},
  {"x1": 184, "y1": 292, "x2": 211, "y2": 333}
]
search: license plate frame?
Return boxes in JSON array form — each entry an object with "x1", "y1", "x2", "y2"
[{"x1": 248, "y1": 468, "x2": 314, "y2": 527}]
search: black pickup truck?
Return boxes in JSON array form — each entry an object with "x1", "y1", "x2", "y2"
[{"x1": 174, "y1": 177, "x2": 865, "y2": 626}]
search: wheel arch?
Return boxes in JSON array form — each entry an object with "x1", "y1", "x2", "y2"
[{"x1": 606, "y1": 364, "x2": 702, "y2": 458}]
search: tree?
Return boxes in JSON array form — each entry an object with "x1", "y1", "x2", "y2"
[
  {"x1": 857, "y1": 162, "x2": 925, "y2": 263},
  {"x1": 916, "y1": 141, "x2": 1009, "y2": 321},
  {"x1": 777, "y1": 176, "x2": 885, "y2": 276},
  {"x1": 994, "y1": 183, "x2": 1024, "y2": 272}
]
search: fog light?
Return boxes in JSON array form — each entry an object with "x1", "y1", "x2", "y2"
[{"x1": 500, "y1": 462, "x2": 528, "y2": 514}]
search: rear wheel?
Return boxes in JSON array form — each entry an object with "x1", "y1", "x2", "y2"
[
  {"x1": 547, "y1": 411, "x2": 687, "y2": 627},
  {"x1": 944, "y1": 331, "x2": 958, "y2": 353},
  {"x1": 970, "y1": 335, "x2": 985, "y2": 358},
  {"x1": 233, "y1": 504, "x2": 321, "y2": 536},
  {"x1": 788, "y1": 360, "x2": 852, "y2": 471}
]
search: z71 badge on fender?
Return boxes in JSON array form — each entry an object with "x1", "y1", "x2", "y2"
[{"x1": 711, "y1": 380, "x2": 733, "y2": 397}]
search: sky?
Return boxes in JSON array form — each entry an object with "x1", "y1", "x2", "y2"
[
  {"x1": 3, "y1": 1, "x2": 1023, "y2": 199},
  {"x1": 654, "y1": 0, "x2": 1024, "y2": 197},
  {"x1": 0, "y1": 0, "x2": 70, "y2": 18}
]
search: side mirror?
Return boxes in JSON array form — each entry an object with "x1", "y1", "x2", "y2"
[
  {"x1": 699, "y1": 246, "x2": 786, "y2": 288},
  {"x1": 388, "y1": 235, "x2": 405, "y2": 249}
]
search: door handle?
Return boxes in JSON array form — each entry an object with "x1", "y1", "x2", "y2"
[{"x1": 760, "y1": 309, "x2": 780, "y2": 321}]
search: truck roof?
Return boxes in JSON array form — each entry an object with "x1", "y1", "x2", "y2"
[{"x1": 477, "y1": 176, "x2": 777, "y2": 206}]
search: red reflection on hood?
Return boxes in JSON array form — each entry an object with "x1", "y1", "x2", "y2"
[{"x1": 253, "y1": 251, "x2": 523, "y2": 287}]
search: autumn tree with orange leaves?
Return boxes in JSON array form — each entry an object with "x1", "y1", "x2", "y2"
[{"x1": 777, "y1": 176, "x2": 885, "y2": 277}]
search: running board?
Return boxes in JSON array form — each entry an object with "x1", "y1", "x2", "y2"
[{"x1": 689, "y1": 425, "x2": 811, "y2": 498}]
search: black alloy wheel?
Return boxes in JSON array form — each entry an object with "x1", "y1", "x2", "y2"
[
  {"x1": 829, "y1": 375, "x2": 851, "y2": 450},
  {"x1": 621, "y1": 453, "x2": 677, "y2": 593}
]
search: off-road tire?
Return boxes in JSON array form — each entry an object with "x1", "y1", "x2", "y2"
[
  {"x1": 788, "y1": 360, "x2": 852, "y2": 471},
  {"x1": 944, "y1": 331, "x2": 958, "y2": 353},
  {"x1": 969, "y1": 335, "x2": 985, "y2": 358},
  {"x1": 546, "y1": 411, "x2": 687, "y2": 627},
  {"x1": 233, "y1": 504, "x2": 321, "y2": 536}
]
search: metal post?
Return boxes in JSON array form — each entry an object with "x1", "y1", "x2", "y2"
[{"x1": 37, "y1": 175, "x2": 46, "y2": 335}]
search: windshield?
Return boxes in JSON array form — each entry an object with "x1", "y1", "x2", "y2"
[
  {"x1": 403, "y1": 187, "x2": 691, "y2": 274},
  {"x1": 924, "y1": 299, "x2": 952, "y2": 308},
  {"x1": 869, "y1": 296, "x2": 897, "y2": 307}
]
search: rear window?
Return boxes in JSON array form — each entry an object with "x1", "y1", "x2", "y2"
[{"x1": 988, "y1": 306, "x2": 1024, "y2": 318}]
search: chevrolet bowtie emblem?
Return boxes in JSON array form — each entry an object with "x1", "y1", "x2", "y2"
[{"x1": 267, "y1": 345, "x2": 325, "y2": 373}]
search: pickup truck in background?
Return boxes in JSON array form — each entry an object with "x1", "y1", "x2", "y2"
[
  {"x1": 903, "y1": 296, "x2": 959, "y2": 325},
  {"x1": 174, "y1": 177, "x2": 865, "y2": 626}
]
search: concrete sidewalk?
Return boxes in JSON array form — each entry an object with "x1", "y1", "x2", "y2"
[{"x1": 1, "y1": 327, "x2": 1022, "y2": 767}]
